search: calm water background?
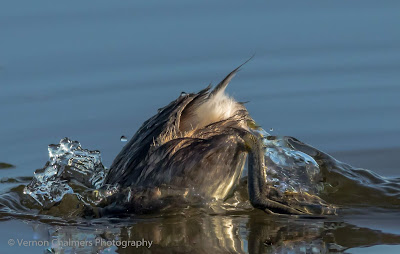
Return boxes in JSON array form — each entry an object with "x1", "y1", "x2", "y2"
[{"x1": 1, "y1": 1, "x2": 400, "y2": 253}]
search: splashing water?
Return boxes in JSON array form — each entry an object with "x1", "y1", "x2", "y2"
[
  {"x1": 263, "y1": 136, "x2": 322, "y2": 194},
  {"x1": 250, "y1": 128, "x2": 322, "y2": 195},
  {"x1": 4, "y1": 130, "x2": 400, "y2": 217},
  {"x1": 23, "y1": 138, "x2": 108, "y2": 208},
  {"x1": 257, "y1": 132, "x2": 400, "y2": 209}
]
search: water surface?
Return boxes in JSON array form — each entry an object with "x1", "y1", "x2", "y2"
[{"x1": 1, "y1": 1, "x2": 400, "y2": 253}]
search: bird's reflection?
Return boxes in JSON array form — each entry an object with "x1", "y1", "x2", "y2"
[{"x1": 34, "y1": 211, "x2": 400, "y2": 254}]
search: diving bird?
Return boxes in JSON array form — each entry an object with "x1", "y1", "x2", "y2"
[{"x1": 103, "y1": 62, "x2": 334, "y2": 216}]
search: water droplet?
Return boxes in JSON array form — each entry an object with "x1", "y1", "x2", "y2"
[
  {"x1": 120, "y1": 136, "x2": 128, "y2": 142},
  {"x1": 180, "y1": 91, "x2": 187, "y2": 96},
  {"x1": 270, "y1": 128, "x2": 274, "y2": 132}
]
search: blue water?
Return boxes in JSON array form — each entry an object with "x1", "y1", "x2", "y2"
[{"x1": 1, "y1": 1, "x2": 400, "y2": 253}]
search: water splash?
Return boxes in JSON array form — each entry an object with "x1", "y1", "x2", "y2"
[
  {"x1": 263, "y1": 135, "x2": 323, "y2": 194},
  {"x1": 260, "y1": 134, "x2": 400, "y2": 209},
  {"x1": 6, "y1": 132, "x2": 400, "y2": 216},
  {"x1": 23, "y1": 138, "x2": 108, "y2": 208}
]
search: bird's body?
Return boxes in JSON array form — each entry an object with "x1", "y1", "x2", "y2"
[
  {"x1": 102, "y1": 65, "x2": 335, "y2": 216},
  {"x1": 106, "y1": 68, "x2": 252, "y2": 202},
  {"x1": 19, "y1": 63, "x2": 400, "y2": 218}
]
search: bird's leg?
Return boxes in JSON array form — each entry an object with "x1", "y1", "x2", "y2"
[{"x1": 243, "y1": 132, "x2": 336, "y2": 215}]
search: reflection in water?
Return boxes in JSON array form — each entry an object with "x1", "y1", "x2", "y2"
[{"x1": 11, "y1": 212, "x2": 400, "y2": 253}]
